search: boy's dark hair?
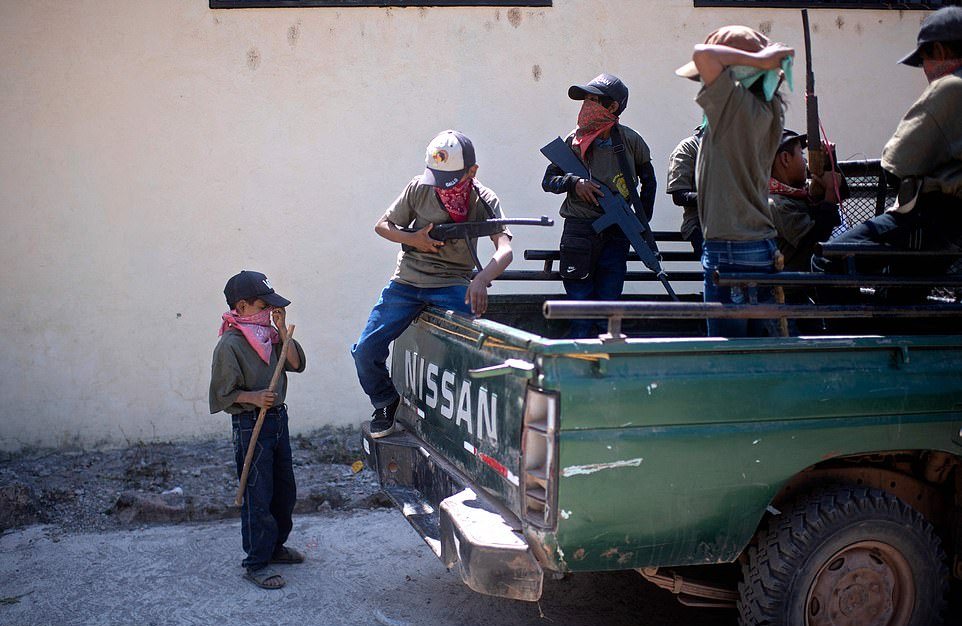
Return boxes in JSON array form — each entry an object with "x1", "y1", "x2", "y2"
[
  {"x1": 922, "y1": 39, "x2": 962, "y2": 59},
  {"x1": 597, "y1": 95, "x2": 617, "y2": 111},
  {"x1": 776, "y1": 137, "x2": 803, "y2": 157}
]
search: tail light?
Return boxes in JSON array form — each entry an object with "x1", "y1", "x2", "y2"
[{"x1": 521, "y1": 387, "x2": 559, "y2": 528}]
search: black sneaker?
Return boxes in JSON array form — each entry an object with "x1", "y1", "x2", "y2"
[{"x1": 369, "y1": 397, "x2": 399, "y2": 439}]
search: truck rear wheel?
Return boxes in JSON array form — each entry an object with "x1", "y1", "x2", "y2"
[{"x1": 737, "y1": 486, "x2": 947, "y2": 626}]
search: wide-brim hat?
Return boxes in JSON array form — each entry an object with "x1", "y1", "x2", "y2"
[
  {"x1": 898, "y1": 6, "x2": 962, "y2": 67},
  {"x1": 676, "y1": 25, "x2": 772, "y2": 80}
]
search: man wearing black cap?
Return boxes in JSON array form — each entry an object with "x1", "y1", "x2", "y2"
[
  {"x1": 542, "y1": 73, "x2": 657, "y2": 338},
  {"x1": 769, "y1": 129, "x2": 843, "y2": 273},
  {"x1": 210, "y1": 270, "x2": 307, "y2": 589},
  {"x1": 815, "y1": 7, "x2": 962, "y2": 284}
]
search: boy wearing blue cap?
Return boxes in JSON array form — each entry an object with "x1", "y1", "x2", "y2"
[{"x1": 210, "y1": 270, "x2": 307, "y2": 589}]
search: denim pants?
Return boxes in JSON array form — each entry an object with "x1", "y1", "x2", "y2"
[
  {"x1": 562, "y1": 231, "x2": 630, "y2": 338},
  {"x1": 232, "y1": 405, "x2": 296, "y2": 571},
  {"x1": 702, "y1": 239, "x2": 779, "y2": 338},
  {"x1": 352, "y1": 280, "x2": 471, "y2": 409},
  {"x1": 812, "y1": 202, "x2": 962, "y2": 276}
]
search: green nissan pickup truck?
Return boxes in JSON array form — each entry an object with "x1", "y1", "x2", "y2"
[{"x1": 362, "y1": 162, "x2": 962, "y2": 626}]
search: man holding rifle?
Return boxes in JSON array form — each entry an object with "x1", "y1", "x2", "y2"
[
  {"x1": 814, "y1": 7, "x2": 962, "y2": 285},
  {"x1": 351, "y1": 130, "x2": 513, "y2": 439},
  {"x1": 541, "y1": 73, "x2": 657, "y2": 338}
]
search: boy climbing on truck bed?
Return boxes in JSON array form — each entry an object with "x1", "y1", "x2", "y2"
[{"x1": 350, "y1": 130, "x2": 513, "y2": 439}]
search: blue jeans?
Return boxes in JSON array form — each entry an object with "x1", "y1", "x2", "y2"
[
  {"x1": 562, "y1": 232, "x2": 630, "y2": 338},
  {"x1": 351, "y1": 280, "x2": 471, "y2": 409},
  {"x1": 702, "y1": 239, "x2": 778, "y2": 338},
  {"x1": 232, "y1": 405, "x2": 296, "y2": 571}
]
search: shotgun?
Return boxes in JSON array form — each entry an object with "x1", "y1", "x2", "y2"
[
  {"x1": 401, "y1": 216, "x2": 553, "y2": 273},
  {"x1": 802, "y1": 10, "x2": 826, "y2": 184}
]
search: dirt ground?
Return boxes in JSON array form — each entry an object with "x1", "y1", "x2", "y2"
[
  {"x1": 0, "y1": 426, "x2": 388, "y2": 536},
  {"x1": 1, "y1": 431, "x2": 959, "y2": 626}
]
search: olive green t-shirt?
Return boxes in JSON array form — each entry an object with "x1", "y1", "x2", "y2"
[
  {"x1": 558, "y1": 125, "x2": 652, "y2": 220},
  {"x1": 770, "y1": 194, "x2": 817, "y2": 272},
  {"x1": 386, "y1": 177, "x2": 510, "y2": 288},
  {"x1": 666, "y1": 133, "x2": 701, "y2": 239},
  {"x1": 695, "y1": 70, "x2": 782, "y2": 241},
  {"x1": 882, "y1": 69, "x2": 962, "y2": 199},
  {"x1": 209, "y1": 330, "x2": 307, "y2": 415}
]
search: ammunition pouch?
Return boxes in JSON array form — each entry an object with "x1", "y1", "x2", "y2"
[{"x1": 559, "y1": 218, "x2": 602, "y2": 280}]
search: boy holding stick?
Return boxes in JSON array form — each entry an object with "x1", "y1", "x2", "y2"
[{"x1": 210, "y1": 270, "x2": 307, "y2": 589}]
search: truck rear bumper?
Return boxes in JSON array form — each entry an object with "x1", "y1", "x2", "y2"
[{"x1": 362, "y1": 423, "x2": 543, "y2": 601}]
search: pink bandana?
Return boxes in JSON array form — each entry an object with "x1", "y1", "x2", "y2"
[
  {"x1": 219, "y1": 308, "x2": 279, "y2": 364},
  {"x1": 435, "y1": 176, "x2": 473, "y2": 223},
  {"x1": 572, "y1": 100, "x2": 619, "y2": 160}
]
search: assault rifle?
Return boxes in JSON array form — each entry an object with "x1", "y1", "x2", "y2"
[
  {"x1": 401, "y1": 216, "x2": 554, "y2": 273},
  {"x1": 540, "y1": 137, "x2": 678, "y2": 300},
  {"x1": 802, "y1": 10, "x2": 827, "y2": 187}
]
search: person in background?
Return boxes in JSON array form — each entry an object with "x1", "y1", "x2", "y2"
[
  {"x1": 677, "y1": 25, "x2": 793, "y2": 337},
  {"x1": 769, "y1": 129, "x2": 843, "y2": 274},
  {"x1": 666, "y1": 124, "x2": 705, "y2": 255},
  {"x1": 814, "y1": 7, "x2": 962, "y2": 293},
  {"x1": 542, "y1": 73, "x2": 657, "y2": 338}
]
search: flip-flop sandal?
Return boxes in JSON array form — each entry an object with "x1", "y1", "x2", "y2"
[
  {"x1": 271, "y1": 546, "x2": 305, "y2": 564},
  {"x1": 244, "y1": 567, "x2": 286, "y2": 589}
]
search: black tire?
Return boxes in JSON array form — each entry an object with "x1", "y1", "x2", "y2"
[{"x1": 737, "y1": 486, "x2": 948, "y2": 626}]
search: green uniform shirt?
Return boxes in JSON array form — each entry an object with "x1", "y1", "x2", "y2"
[
  {"x1": 666, "y1": 133, "x2": 701, "y2": 239},
  {"x1": 209, "y1": 330, "x2": 307, "y2": 415},
  {"x1": 882, "y1": 69, "x2": 962, "y2": 199},
  {"x1": 770, "y1": 194, "x2": 817, "y2": 272},
  {"x1": 558, "y1": 125, "x2": 652, "y2": 220},
  {"x1": 386, "y1": 177, "x2": 510, "y2": 288},
  {"x1": 695, "y1": 70, "x2": 782, "y2": 241}
]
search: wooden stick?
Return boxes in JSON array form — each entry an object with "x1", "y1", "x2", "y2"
[
  {"x1": 235, "y1": 324, "x2": 295, "y2": 507},
  {"x1": 773, "y1": 253, "x2": 789, "y2": 337}
]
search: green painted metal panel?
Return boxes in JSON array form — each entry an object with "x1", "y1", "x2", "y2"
[
  {"x1": 387, "y1": 309, "x2": 962, "y2": 573},
  {"x1": 535, "y1": 335, "x2": 962, "y2": 572},
  {"x1": 390, "y1": 309, "x2": 530, "y2": 517}
]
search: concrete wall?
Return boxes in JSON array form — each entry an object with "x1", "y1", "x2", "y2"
[{"x1": 0, "y1": 0, "x2": 930, "y2": 450}]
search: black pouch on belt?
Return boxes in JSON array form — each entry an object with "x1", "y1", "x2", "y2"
[{"x1": 559, "y1": 218, "x2": 602, "y2": 280}]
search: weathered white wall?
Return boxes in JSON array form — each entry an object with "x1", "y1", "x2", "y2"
[{"x1": 0, "y1": 0, "x2": 929, "y2": 450}]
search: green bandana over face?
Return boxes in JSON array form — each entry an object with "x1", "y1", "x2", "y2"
[
  {"x1": 702, "y1": 57, "x2": 793, "y2": 129},
  {"x1": 731, "y1": 56, "x2": 794, "y2": 101}
]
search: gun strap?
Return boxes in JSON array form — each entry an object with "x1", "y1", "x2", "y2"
[{"x1": 610, "y1": 125, "x2": 658, "y2": 250}]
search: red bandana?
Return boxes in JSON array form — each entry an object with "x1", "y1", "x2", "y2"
[
  {"x1": 924, "y1": 59, "x2": 962, "y2": 83},
  {"x1": 435, "y1": 176, "x2": 473, "y2": 223},
  {"x1": 219, "y1": 308, "x2": 278, "y2": 364},
  {"x1": 572, "y1": 100, "x2": 618, "y2": 159},
  {"x1": 769, "y1": 177, "x2": 810, "y2": 200}
]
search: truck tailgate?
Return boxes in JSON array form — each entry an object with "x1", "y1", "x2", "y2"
[{"x1": 388, "y1": 308, "x2": 533, "y2": 517}]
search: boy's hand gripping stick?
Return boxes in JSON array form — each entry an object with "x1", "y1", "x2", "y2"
[{"x1": 234, "y1": 325, "x2": 295, "y2": 507}]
